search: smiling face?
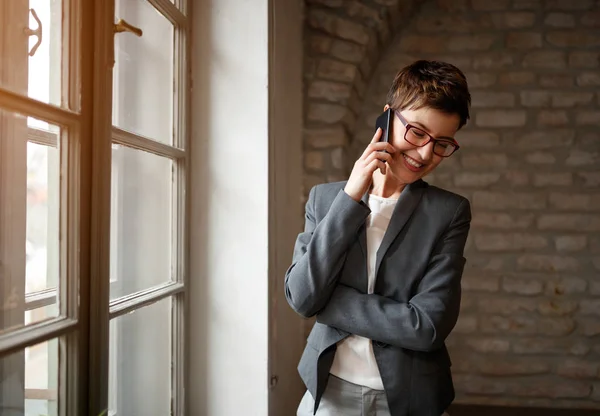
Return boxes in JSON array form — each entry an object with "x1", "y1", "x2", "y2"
[{"x1": 384, "y1": 105, "x2": 461, "y2": 184}]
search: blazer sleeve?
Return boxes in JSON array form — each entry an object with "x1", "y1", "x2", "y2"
[
  {"x1": 284, "y1": 186, "x2": 371, "y2": 318},
  {"x1": 316, "y1": 198, "x2": 471, "y2": 351}
]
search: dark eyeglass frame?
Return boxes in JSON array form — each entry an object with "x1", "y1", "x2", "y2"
[{"x1": 393, "y1": 110, "x2": 460, "y2": 157}]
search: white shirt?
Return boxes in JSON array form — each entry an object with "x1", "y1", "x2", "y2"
[{"x1": 329, "y1": 193, "x2": 398, "y2": 390}]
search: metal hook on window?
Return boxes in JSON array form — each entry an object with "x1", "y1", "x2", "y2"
[
  {"x1": 114, "y1": 19, "x2": 143, "y2": 37},
  {"x1": 24, "y1": 8, "x2": 43, "y2": 57}
]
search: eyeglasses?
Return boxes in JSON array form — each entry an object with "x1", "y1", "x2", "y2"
[{"x1": 393, "y1": 110, "x2": 460, "y2": 157}]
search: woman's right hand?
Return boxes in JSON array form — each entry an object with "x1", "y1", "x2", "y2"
[{"x1": 344, "y1": 128, "x2": 396, "y2": 202}]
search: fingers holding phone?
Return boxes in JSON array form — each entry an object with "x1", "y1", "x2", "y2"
[{"x1": 344, "y1": 128, "x2": 396, "y2": 202}]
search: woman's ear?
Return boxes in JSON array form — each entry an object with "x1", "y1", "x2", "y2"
[{"x1": 384, "y1": 104, "x2": 390, "y2": 111}]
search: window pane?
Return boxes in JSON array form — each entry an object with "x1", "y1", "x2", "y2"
[
  {"x1": 0, "y1": 338, "x2": 59, "y2": 416},
  {"x1": 0, "y1": 0, "x2": 63, "y2": 107},
  {"x1": 110, "y1": 145, "x2": 173, "y2": 300},
  {"x1": 0, "y1": 111, "x2": 60, "y2": 334},
  {"x1": 109, "y1": 298, "x2": 172, "y2": 415},
  {"x1": 113, "y1": 0, "x2": 174, "y2": 145}
]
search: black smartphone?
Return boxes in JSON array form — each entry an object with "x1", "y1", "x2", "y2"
[
  {"x1": 375, "y1": 108, "x2": 392, "y2": 143},
  {"x1": 374, "y1": 108, "x2": 392, "y2": 164}
]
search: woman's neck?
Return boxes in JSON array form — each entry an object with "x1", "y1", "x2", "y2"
[{"x1": 370, "y1": 171, "x2": 406, "y2": 199}]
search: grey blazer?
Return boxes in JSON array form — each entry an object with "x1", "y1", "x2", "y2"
[{"x1": 285, "y1": 179, "x2": 471, "y2": 416}]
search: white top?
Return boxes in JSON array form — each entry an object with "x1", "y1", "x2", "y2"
[{"x1": 329, "y1": 193, "x2": 398, "y2": 390}]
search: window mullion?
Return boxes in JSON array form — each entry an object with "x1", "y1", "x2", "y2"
[{"x1": 86, "y1": 0, "x2": 115, "y2": 414}]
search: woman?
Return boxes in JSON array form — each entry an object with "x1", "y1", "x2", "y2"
[{"x1": 285, "y1": 60, "x2": 472, "y2": 416}]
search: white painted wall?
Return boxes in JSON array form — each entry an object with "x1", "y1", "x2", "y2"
[{"x1": 189, "y1": 0, "x2": 304, "y2": 414}]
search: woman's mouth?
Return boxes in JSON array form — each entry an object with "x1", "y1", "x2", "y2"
[{"x1": 402, "y1": 153, "x2": 424, "y2": 172}]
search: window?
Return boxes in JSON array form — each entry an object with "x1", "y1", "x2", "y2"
[{"x1": 0, "y1": 0, "x2": 190, "y2": 414}]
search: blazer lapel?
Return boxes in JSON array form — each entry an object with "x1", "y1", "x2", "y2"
[
  {"x1": 375, "y1": 180, "x2": 426, "y2": 276},
  {"x1": 357, "y1": 191, "x2": 369, "y2": 258}
]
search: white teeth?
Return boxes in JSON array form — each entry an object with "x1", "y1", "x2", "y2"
[{"x1": 403, "y1": 154, "x2": 423, "y2": 168}]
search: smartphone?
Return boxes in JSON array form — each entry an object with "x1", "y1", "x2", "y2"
[
  {"x1": 374, "y1": 108, "x2": 392, "y2": 165},
  {"x1": 374, "y1": 108, "x2": 392, "y2": 143}
]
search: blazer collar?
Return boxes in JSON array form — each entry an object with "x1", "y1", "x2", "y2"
[{"x1": 357, "y1": 180, "x2": 427, "y2": 275}]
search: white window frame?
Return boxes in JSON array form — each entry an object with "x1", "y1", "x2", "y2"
[{"x1": 0, "y1": 0, "x2": 191, "y2": 414}]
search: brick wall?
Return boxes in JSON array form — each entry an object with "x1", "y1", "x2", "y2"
[{"x1": 304, "y1": 0, "x2": 600, "y2": 410}]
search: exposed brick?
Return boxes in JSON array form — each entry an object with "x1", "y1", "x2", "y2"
[
  {"x1": 462, "y1": 272, "x2": 501, "y2": 292},
  {"x1": 550, "y1": 193, "x2": 600, "y2": 211},
  {"x1": 539, "y1": 75, "x2": 574, "y2": 88},
  {"x1": 517, "y1": 254, "x2": 580, "y2": 272},
  {"x1": 552, "y1": 92, "x2": 595, "y2": 107},
  {"x1": 456, "y1": 357, "x2": 550, "y2": 375},
  {"x1": 508, "y1": 380, "x2": 591, "y2": 399},
  {"x1": 593, "y1": 384, "x2": 600, "y2": 402},
  {"x1": 506, "y1": 32, "x2": 543, "y2": 48},
  {"x1": 577, "y1": 111, "x2": 600, "y2": 124},
  {"x1": 460, "y1": 154, "x2": 508, "y2": 168},
  {"x1": 307, "y1": 9, "x2": 370, "y2": 45},
  {"x1": 476, "y1": 233, "x2": 548, "y2": 252},
  {"x1": 491, "y1": 12, "x2": 536, "y2": 28},
  {"x1": 568, "y1": 51, "x2": 600, "y2": 68},
  {"x1": 415, "y1": 15, "x2": 494, "y2": 33},
  {"x1": 514, "y1": 130, "x2": 575, "y2": 149},
  {"x1": 471, "y1": 0, "x2": 511, "y2": 10},
  {"x1": 330, "y1": 40, "x2": 366, "y2": 63},
  {"x1": 581, "y1": 11, "x2": 600, "y2": 26},
  {"x1": 465, "y1": 337, "x2": 510, "y2": 353},
  {"x1": 455, "y1": 315, "x2": 478, "y2": 333},
  {"x1": 512, "y1": 0, "x2": 542, "y2": 9},
  {"x1": 580, "y1": 300, "x2": 600, "y2": 316},
  {"x1": 577, "y1": 72, "x2": 600, "y2": 86},
  {"x1": 533, "y1": 172, "x2": 573, "y2": 187},
  {"x1": 306, "y1": 0, "x2": 343, "y2": 7},
  {"x1": 330, "y1": 147, "x2": 343, "y2": 169},
  {"x1": 472, "y1": 92, "x2": 516, "y2": 108},
  {"x1": 578, "y1": 171, "x2": 600, "y2": 187},
  {"x1": 578, "y1": 318, "x2": 600, "y2": 336},
  {"x1": 566, "y1": 150, "x2": 600, "y2": 166},
  {"x1": 476, "y1": 110, "x2": 527, "y2": 127},
  {"x1": 473, "y1": 53, "x2": 515, "y2": 69},
  {"x1": 521, "y1": 90, "x2": 551, "y2": 107},
  {"x1": 483, "y1": 315, "x2": 575, "y2": 336},
  {"x1": 538, "y1": 299, "x2": 578, "y2": 316},
  {"x1": 502, "y1": 276, "x2": 544, "y2": 295},
  {"x1": 545, "y1": 0, "x2": 594, "y2": 10},
  {"x1": 498, "y1": 71, "x2": 536, "y2": 86},
  {"x1": 307, "y1": 102, "x2": 347, "y2": 123},
  {"x1": 304, "y1": 174, "x2": 325, "y2": 194},
  {"x1": 557, "y1": 360, "x2": 599, "y2": 379},
  {"x1": 477, "y1": 297, "x2": 537, "y2": 313},
  {"x1": 308, "y1": 80, "x2": 352, "y2": 103},
  {"x1": 437, "y1": 0, "x2": 470, "y2": 11},
  {"x1": 306, "y1": 125, "x2": 347, "y2": 149},
  {"x1": 455, "y1": 130, "x2": 501, "y2": 147},
  {"x1": 472, "y1": 212, "x2": 535, "y2": 229},
  {"x1": 317, "y1": 59, "x2": 358, "y2": 82},
  {"x1": 523, "y1": 51, "x2": 567, "y2": 69},
  {"x1": 399, "y1": 35, "x2": 445, "y2": 53},
  {"x1": 547, "y1": 31, "x2": 600, "y2": 47},
  {"x1": 467, "y1": 256, "x2": 509, "y2": 272},
  {"x1": 544, "y1": 12, "x2": 576, "y2": 27},
  {"x1": 513, "y1": 338, "x2": 590, "y2": 356},
  {"x1": 474, "y1": 191, "x2": 546, "y2": 210},
  {"x1": 526, "y1": 152, "x2": 556, "y2": 164},
  {"x1": 304, "y1": 151, "x2": 325, "y2": 170},
  {"x1": 454, "y1": 172, "x2": 501, "y2": 187},
  {"x1": 538, "y1": 214, "x2": 600, "y2": 231},
  {"x1": 504, "y1": 171, "x2": 529, "y2": 186},
  {"x1": 592, "y1": 281, "x2": 600, "y2": 295},
  {"x1": 545, "y1": 277, "x2": 588, "y2": 295},
  {"x1": 537, "y1": 110, "x2": 570, "y2": 126},
  {"x1": 447, "y1": 35, "x2": 499, "y2": 51},
  {"x1": 466, "y1": 73, "x2": 498, "y2": 88},
  {"x1": 453, "y1": 375, "x2": 506, "y2": 395}
]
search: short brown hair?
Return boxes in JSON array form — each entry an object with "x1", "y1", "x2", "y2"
[{"x1": 386, "y1": 60, "x2": 471, "y2": 129}]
